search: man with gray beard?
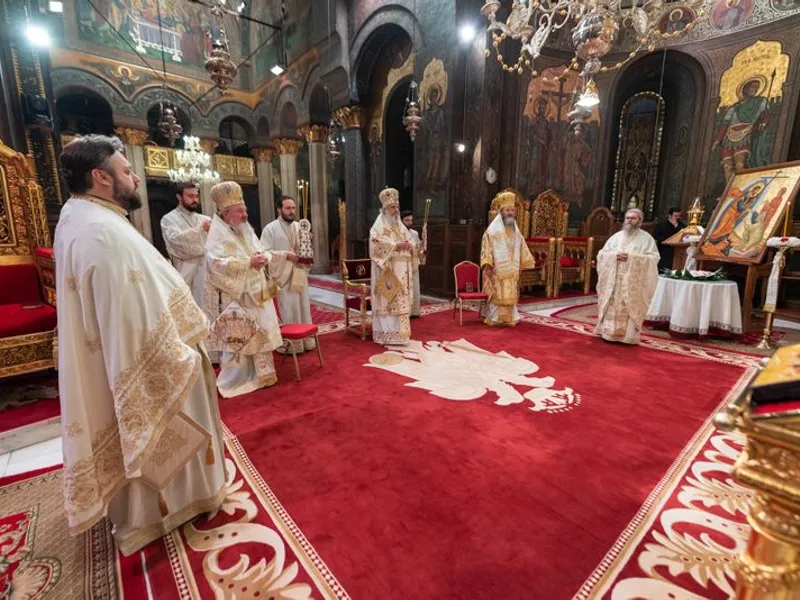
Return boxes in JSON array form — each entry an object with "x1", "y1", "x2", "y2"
[
  {"x1": 595, "y1": 208, "x2": 660, "y2": 344},
  {"x1": 204, "y1": 181, "x2": 286, "y2": 396}
]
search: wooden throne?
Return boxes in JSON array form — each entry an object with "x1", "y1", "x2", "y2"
[{"x1": 0, "y1": 139, "x2": 56, "y2": 379}]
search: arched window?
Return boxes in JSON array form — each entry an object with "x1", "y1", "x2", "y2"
[
  {"x1": 56, "y1": 91, "x2": 114, "y2": 135},
  {"x1": 218, "y1": 117, "x2": 252, "y2": 156},
  {"x1": 611, "y1": 92, "x2": 665, "y2": 220}
]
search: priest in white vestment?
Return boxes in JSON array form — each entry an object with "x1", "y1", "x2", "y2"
[
  {"x1": 595, "y1": 208, "x2": 660, "y2": 344},
  {"x1": 160, "y1": 182, "x2": 211, "y2": 306},
  {"x1": 370, "y1": 188, "x2": 414, "y2": 344},
  {"x1": 205, "y1": 181, "x2": 285, "y2": 397},
  {"x1": 401, "y1": 210, "x2": 426, "y2": 318},
  {"x1": 56, "y1": 135, "x2": 226, "y2": 556},
  {"x1": 480, "y1": 191, "x2": 536, "y2": 326},
  {"x1": 261, "y1": 195, "x2": 313, "y2": 353}
]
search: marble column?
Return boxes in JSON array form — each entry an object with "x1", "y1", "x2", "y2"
[
  {"x1": 115, "y1": 127, "x2": 153, "y2": 242},
  {"x1": 333, "y1": 106, "x2": 366, "y2": 256},
  {"x1": 252, "y1": 147, "x2": 276, "y2": 228},
  {"x1": 273, "y1": 138, "x2": 303, "y2": 201},
  {"x1": 298, "y1": 124, "x2": 331, "y2": 273},
  {"x1": 199, "y1": 138, "x2": 218, "y2": 217}
]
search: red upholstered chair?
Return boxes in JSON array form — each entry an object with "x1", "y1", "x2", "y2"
[
  {"x1": 0, "y1": 140, "x2": 56, "y2": 379},
  {"x1": 341, "y1": 259, "x2": 372, "y2": 339},
  {"x1": 273, "y1": 298, "x2": 323, "y2": 381},
  {"x1": 453, "y1": 261, "x2": 489, "y2": 325},
  {"x1": 555, "y1": 236, "x2": 594, "y2": 296},
  {"x1": 520, "y1": 237, "x2": 556, "y2": 298}
]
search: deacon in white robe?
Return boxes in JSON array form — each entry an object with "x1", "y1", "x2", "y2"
[
  {"x1": 55, "y1": 135, "x2": 226, "y2": 556},
  {"x1": 160, "y1": 182, "x2": 211, "y2": 306},
  {"x1": 261, "y1": 195, "x2": 314, "y2": 353},
  {"x1": 401, "y1": 210, "x2": 426, "y2": 317},
  {"x1": 370, "y1": 188, "x2": 414, "y2": 345},
  {"x1": 205, "y1": 181, "x2": 286, "y2": 397},
  {"x1": 595, "y1": 208, "x2": 660, "y2": 345},
  {"x1": 480, "y1": 192, "x2": 536, "y2": 326}
]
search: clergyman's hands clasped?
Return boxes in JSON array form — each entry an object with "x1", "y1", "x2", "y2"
[{"x1": 250, "y1": 252, "x2": 267, "y2": 269}]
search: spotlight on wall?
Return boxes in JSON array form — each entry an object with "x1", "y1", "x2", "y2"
[
  {"x1": 270, "y1": 64, "x2": 285, "y2": 76},
  {"x1": 48, "y1": 0, "x2": 63, "y2": 13},
  {"x1": 458, "y1": 24, "x2": 476, "y2": 44},
  {"x1": 454, "y1": 142, "x2": 467, "y2": 153},
  {"x1": 25, "y1": 25, "x2": 51, "y2": 48}
]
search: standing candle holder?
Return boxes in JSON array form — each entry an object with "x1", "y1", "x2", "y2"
[{"x1": 758, "y1": 235, "x2": 800, "y2": 350}]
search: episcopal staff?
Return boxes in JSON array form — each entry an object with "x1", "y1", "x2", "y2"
[
  {"x1": 56, "y1": 135, "x2": 226, "y2": 555},
  {"x1": 595, "y1": 208, "x2": 660, "y2": 345}
]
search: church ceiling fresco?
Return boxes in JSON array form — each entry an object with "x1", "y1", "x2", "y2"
[
  {"x1": 705, "y1": 40, "x2": 789, "y2": 208},
  {"x1": 251, "y1": 0, "x2": 310, "y2": 83}
]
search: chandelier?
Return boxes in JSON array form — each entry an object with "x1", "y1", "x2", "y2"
[
  {"x1": 158, "y1": 101, "x2": 183, "y2": 146},
  {"x1": 326, "y1": 118, "x2": 343, "y2": 164},
  {"x1": 205, "y1": 33, "x2": 238, "y2": 93},
  {"x1": 167, "y1": 136, "x2": 220, "y2": 185},
  {"x1": 402, "y1": 81, "x2": 423, "y2": 142},
  {"x1": 483, "y1": 2, "x2": 699, "y2": 77}
]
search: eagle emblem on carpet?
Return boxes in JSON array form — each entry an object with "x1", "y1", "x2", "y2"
[{"x1": 366, "y1": 339, "x2": 580, "y2": 413}]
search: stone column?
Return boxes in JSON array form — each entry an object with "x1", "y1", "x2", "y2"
[
  {"x1": 115, "y1": 127, "x2": 153, "y2": 242},
  {"x1": 298, "y1": 124, "x2": 331, "y2": 273},
  {"x1": 333, "y1": 106, "x2": 366, "y2": 256},
  {"x1": 252, "y1": 147, "x2": 276, "y2": 228},
  {"x1": 273, "y1": 138, "x2": 303, "y2": 201},
  {"x1": 199, "y1": 138, "x2": 218, "y2": 217}
]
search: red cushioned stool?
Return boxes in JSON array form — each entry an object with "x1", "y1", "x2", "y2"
[{"x1": 273, "y1": 299, "x2": 323, "y2": 381}]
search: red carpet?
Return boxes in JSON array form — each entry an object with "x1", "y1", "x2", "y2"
[
  {"x1": 309, "y1": 275, "x2": 438, "y2": 306},
  {"x1": 0, "y1": 373, "x2": 60, "y2": 434},
  {"x1": 220, "y1": 309, "x2": 752, "y2": 599}
]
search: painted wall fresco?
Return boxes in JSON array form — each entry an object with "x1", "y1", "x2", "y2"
[
  {"x1": 705, "y1": 40, "x2": 789, "y2": 207},
  {"x1": 418, "y1": 58, "x2": 449, "y2": 192},
  {"x1": 75, "y1": 0, "x2": 242, "y2": 70},
  {"x1": 518, "y1": 66, "x2": 600, "y2": 212},
  {"x1": 253, "y1": 0, "x2": 311, "y2": 80}
]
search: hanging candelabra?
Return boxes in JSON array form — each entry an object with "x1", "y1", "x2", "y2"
[
  {"x1": 158, "y1": 100, "x2": 183, "y2": 147},
  {"x1": 167, "y1": 136, "x2": 220, "y2": 184},
  {"x1": 205, "y1": 33, "x2": 238, "y2": 93},
  {"x1": 403, "y1": 80, "x2": 423, "y2": 142},
  {"x1": 326, "y1": 117, "x2": 343, "y2": 164}
]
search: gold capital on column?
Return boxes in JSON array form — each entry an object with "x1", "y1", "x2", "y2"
[
  {"x1": 333, "y1": 106, "x2": 363, "y2": 130},
  {"x1": 273, "y1": 138, "x2": 303, "y2": 155},
  {"x1": 114, "y1": 127, "x2": 149, "y2": 146},
  {"x1": 297, "y1": 124, "x2": 331, "y2": 144},
  {"x1": 200, "y1": 138, "x2": 218, "y2": 154},
  {"x1": 252, "y1": 147, "x2": 276, "y2": 162}
]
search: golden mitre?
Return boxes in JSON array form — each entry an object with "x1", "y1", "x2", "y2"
[
  {"x1": 495, "y1": 191, "x2": 516, "y2": 211},
  {"x1": 379, "y1": 187, "x2": 400, "y2": 208},
  {"x1": 210, "y1": 181, "x2": 245, "y2": 211}
]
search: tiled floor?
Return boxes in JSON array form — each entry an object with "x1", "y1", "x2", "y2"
[{"x1": 0, "y1": 435, "x2": 62, "y2": 477}]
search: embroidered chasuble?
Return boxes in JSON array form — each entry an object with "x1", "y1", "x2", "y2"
[
  {"x1": 408, "y1": 228, "x2": 426, "y2": 317},
  {"x1": 160, "y1": 206, "x2": 211, "y2": 306},
  {"x1": 205, "y1": 215, "x2": 285, "y2": 396},
  {"x1": 54, "y1": 197, "x2": 226, "y2": 556},
  {"x1": 369, "y1": 213, "x2": 414, "y2": 344},
  {"x1": 480, "y1": 214, "x2": 536, "y2": 326},
  {"x1": 595, "y1": 228, "x2": 660, "y2": 344},
  {"x1": 261, "y1": 218, "x2": 314, "y2": 352}
]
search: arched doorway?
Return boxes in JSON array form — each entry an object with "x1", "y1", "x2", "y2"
[
  {"x1": 605, "y1": 50, "x2": 705, "y2": 222},
  {"x1": 56, "y1": 90, "x2": 114, "y2": 135},
  {"x1": 385, "y1": 79, "x2": 414, "y2": 211}
]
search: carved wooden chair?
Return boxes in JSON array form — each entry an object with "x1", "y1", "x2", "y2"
[
  {"x1": 580, "y1": 206, "x2": 618, "y2": 262},
  {"x1": 0, "y1": 140, "x2": 56, "y2": 379},
  {"x1": 531, "y1": 189, "x2": 592, "y2": 297},
  {"x1": 338, "y1": 200, "x2": 372, "y2": 340},
  {"x1": 520, "y1": 237, "x2": 557, "y2": 298}
]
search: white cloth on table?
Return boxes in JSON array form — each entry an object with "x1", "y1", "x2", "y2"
[{"x1": 646, "y1": 277, "x2": 743, "y2": 335}]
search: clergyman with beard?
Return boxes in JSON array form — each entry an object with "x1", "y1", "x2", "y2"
[
  {"x1": 161, "y1": 182, "x2": 212, "y2": 306},
  {"x1": 260, "y1": 195, "x2": 313, "y2": 354},
  {"x1": 54, "y1": 135, "x2": 227, "y2": 555},
  {"x1": 205, "y1": 181, "x2": 286, "y2": 396},
  {"x1": 480, "y1": 191, "x2": 536, "y2": 326},
  {"x1": 595, "y1": 208, "x2": 660, "y2": 345},
  {"x1": 370, "y1": 188, "x2": 414, "y2": 344}
]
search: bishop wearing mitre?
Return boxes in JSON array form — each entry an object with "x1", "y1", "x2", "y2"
[
  {"x1": 205, "y1": 181, "x2": 285, "y2": 396},
  {"x1": 595, "y1": 208, "x2": 660, "y2": 345},
  {"x1": 370, "y1": 188, "x2": 414, "y2": 344},
  {"x1": 56, "y1": 135, "x2": 226, "y2": 556},
  {"x1": 160, "y1": 182, "x2": 211, "y2": 306},
  {"x1": 261, "y1": 195, "x2": 313, "y2": 353},
  {"x1": 480, "y1": 191, "x2": 536, "y2": 326}
]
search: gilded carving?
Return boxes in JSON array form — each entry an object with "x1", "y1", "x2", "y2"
[
  {"x1": 144, "y1": 146, "x2": 173, "y2": 177},
  {"x1": 0, "y1": 330, "x2": 56, "y2": 378},
  {"x1": 215, "y1": 154, "x2": 237, "y2": 181},
  {"x1": 234, "y1": 157, "x2": 256, "y2": 182},
  {"x1": 251, "y1": 147, "x2": 275, "y2": 163},
  {"x1": 332, "y1": 106, "x2": 362, "y2": 130},
  {"x1": 531, "y1": 190, "x2": 568, "y2": 238},
  {"x1": 114, "y1": 127, "x2": 149, "y2": 146},
  {"x1": 199, "y1": 139, "x2": 218, "y2": 155},
  {"x1": 297, "y1": 124, "x2": 330, "y2": 144},
  {"x1": 272, "y1": 138, "x2": 303, "y2": 155}
]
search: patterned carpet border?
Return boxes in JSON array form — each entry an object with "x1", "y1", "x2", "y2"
[{"x1": 573, "y1": 368, "x2": 755, "y2": 599}]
